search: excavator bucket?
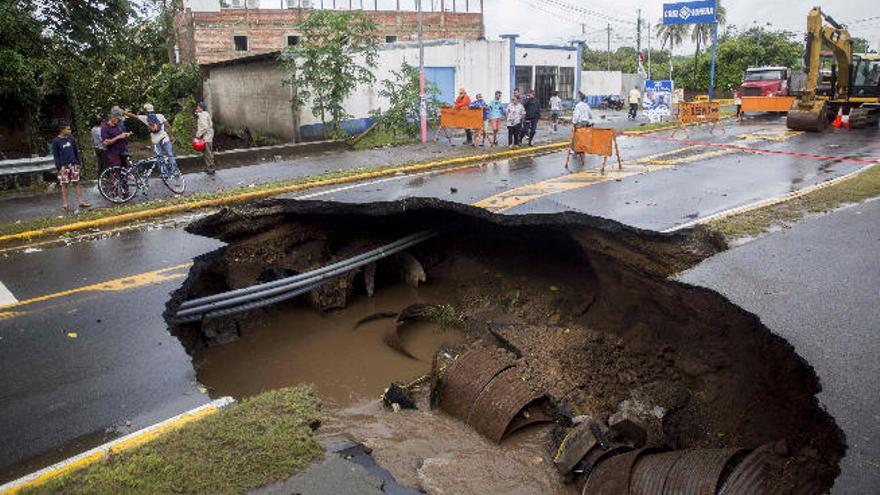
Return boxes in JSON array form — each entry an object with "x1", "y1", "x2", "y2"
[{"x1": 787, "y1": 100, "x2": 828, "y2": 132}]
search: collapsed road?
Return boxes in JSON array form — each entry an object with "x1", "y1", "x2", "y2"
[{"x1": 166, "y1": 198, "x2": 844, "y2": 494}]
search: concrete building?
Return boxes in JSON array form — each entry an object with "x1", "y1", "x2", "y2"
[
  {"x1": 201, "y1": 37, "x2": 584, "y2": 141},
  {"x1": 177, "y1": 0, "x2": 485, "y2": 65}
]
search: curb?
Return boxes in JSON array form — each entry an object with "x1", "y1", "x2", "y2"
[
  {"x1": 0, "y1": 397, "x2": 235, "y2": 494},
  {"x1": 661, "y1": 162, "x2": 878, "y2": 232},
  {"x1": 0, "y1": 142, "x2": 567, "y2": 247}
]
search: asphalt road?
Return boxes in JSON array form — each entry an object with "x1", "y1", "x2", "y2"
[
  {"x1": 679, "y1": 199, "x2": 880, "y2": 494},
  {"x1": 0, "y1": 117, "x2": 877, "y2": 489}
]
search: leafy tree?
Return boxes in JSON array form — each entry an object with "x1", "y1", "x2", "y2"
[
  {"x1": 375, "y1": 62, "x2": 441, "y2": 137},
  {"x1": 655, "y1": 22, "x2": 688, "y2": 79},
  {"x1": 147, "y1": 63, "x2": 202, "y2": 116},
  {"x1": 689, "y1": 0, "x2": 727, "y2": 89},
  {"x1": 279, "y1": 11, "x2": 379, "y2": 139},
  {"x1": 852, "y1": 37, "x2": 875, "y2": 54}
]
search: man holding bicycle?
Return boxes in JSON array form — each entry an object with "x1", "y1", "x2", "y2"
[
  {"x1": 101, "y1": 110, "x2": 131, "y2": 168},
  {"x1": 124, "y1": 103, "x2": 178, "y2": 172}
]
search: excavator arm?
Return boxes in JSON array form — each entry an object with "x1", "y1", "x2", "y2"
[{"x1": 788, "y1": 7, "x2": 853, "y2": 131}]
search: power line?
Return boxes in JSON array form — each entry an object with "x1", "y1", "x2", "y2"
[{"x1": 535, "y1": 0, "x2": 635, "y2": 26}]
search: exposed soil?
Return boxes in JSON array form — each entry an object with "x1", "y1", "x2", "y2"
[{"x1": 166, "y1": 198, "x2": 844, "y2": 494}]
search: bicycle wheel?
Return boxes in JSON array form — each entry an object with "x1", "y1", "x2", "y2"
[
  {"x1": 161, "y1": 163, "x2": 185, "y2": 194},
  {"x1": 98, "y1": 166, "x2": 137, "y2": 203}
]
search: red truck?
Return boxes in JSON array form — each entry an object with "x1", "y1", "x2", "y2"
[{"x1": 736, "y1": 66, "x2": 792, "y2": 99}]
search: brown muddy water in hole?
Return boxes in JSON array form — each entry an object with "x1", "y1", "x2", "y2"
[{"x1": 194, "y1": 282, "x2": 464, "y2": 405}]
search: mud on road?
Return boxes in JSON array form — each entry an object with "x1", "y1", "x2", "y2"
[{"x1": 166, "y1": 198, "x2": 843, "y2": 494}]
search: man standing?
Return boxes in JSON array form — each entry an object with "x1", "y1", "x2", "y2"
[
  {"x1": 628, "y1": 86, "x2": 641, "y2": 120},
  {"x1": 123, "y1": 103, "x2": 177, "y2": 172},
  {"x1": 454, "y1": 88, "x2": 473, "y2": 145},
  {"x1": 52, "y1": 123, "x2": 91, "y2": 213},
  {"x1": 101, "y1": 110, "x2": 131, "y2": 169},
  {"x1": 468, "y1": 93, "x2": 490, "y2": 147},
  {"x1": 572, "y1": 92, "x2": 594, "y2": 127},
  {"x1": 488, "y1": 91, "x2": 506, "y2": 146},
  {"x1": 195, "y1": 101, "x2": 215, "y2": 175},
  {"x1": 90, "y1": 117, "x2": 107, "y2": 173},
  {"x1": 505, "y1": 95, "x2": 525, "y2": 147},
  {"x1": 549, "y1": 91, "x2": 562, "y2": 133},
  {"x1": 521, "y1": 89, "x2": 541, "y2": 146}
]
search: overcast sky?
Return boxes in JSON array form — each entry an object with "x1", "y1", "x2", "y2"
[{"x1": 480, "y1": 0, "x2": 880, "y2": 54}]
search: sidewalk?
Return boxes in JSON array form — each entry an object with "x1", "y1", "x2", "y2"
[{"x1": 0, "y1": 111, "x2": 640, "y2": 226}]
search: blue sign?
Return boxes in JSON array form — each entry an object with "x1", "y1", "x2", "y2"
[
  {"x1": 645, "y1": 80, "x2": 673, "y2": 94},
  {"x1": 663, "y1": 1, "x2": 717, "y2": 25}
]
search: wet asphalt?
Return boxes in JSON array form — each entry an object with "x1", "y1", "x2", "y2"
[
  {"x1": 0, "y1": 114, "x2": 877, "y2": 489},
  {"x1": 679, "y1": 199, "x2": 880, "y2": 494}
]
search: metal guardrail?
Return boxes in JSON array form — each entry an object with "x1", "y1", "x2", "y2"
[{"x1": 0, "y1": 156, "x2": 54, "y2": 176}]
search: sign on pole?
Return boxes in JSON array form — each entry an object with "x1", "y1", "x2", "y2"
[
  {"x1": 662, "y1": 0, "x2": 717, "y2": 25},
  {"x1": 662, "y1": 0, "x2": 718, "y2": 101}
]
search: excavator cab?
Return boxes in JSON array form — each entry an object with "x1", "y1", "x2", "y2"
[{"x1": 852, "y1": 56, "x2": 880, "y2": 98}]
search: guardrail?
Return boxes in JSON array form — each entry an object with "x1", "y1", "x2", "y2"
[{"x1": 0, "y1": 156, "x2": 54, "y2": 176}]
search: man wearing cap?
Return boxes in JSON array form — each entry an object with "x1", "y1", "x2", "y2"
[
  {"x1": 454, "y1": 88, "x2": 473, "y2": 145},
  {"x1": 101, "y1": 108, "x2": 132, "y2": 169},
  {"x1": 123, "y1": 103, "x2": 178, "y2": 173},
  {"x1": 195, "y1": 101, "x2": 215, "y2": 175}
]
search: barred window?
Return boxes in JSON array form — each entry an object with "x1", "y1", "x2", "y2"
[
  {"x1": 558, "y1": 67, "x2": 575, "y2": 101},
  {"x1": 515, "y1": 66, "x2": 532, "y2": 96}
]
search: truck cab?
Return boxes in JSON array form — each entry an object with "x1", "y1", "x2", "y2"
[{"x1": 736, "y1": 67, "x2": 791, "y2": 99}]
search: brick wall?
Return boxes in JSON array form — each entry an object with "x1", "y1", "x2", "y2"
[{"x1": 178, "y1": 8, "x2": 484, "y2": 65}]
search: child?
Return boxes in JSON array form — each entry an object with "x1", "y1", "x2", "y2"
[
  {"x1": 549, "y1": 91, "x2": 562, "y2": 133},
  {"x1": 488, "y1": 91, "x2": 506, "y2": 146},
  {"x1": 51, "y1": 123, "x2": 91, "y2": 214}
]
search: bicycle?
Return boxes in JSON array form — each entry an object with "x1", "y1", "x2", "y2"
[{"x1": 98, "y1": 153, "x2": 185, "y2": 203}]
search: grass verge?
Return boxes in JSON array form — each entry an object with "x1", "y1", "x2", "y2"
[
  {"x1": 352, "y1": 128, "x2": 417, "y2": 151},
  {"x1": 706, "y1": 165, "x2": 880, "y2": 240},
  {"x1": 23, "y1": 386, "x2": 322, "y2": 495},
  {"x1": 625, "y1": 109, "x2": 737, "y2": 134}
]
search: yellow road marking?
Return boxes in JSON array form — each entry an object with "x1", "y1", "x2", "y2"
[
  {"x1": 738, "y1": 129, "x2": 804, "y2": 142},
  {"x1": 0, "y1": 263, "x2": 191, "y2": 313},
  {"x1": 1, "y1": 401, "x2": 224, "y2": 494}
]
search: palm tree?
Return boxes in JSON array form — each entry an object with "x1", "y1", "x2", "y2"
[
  {"x1": 690, "y1": 1, "x2": 727, "y2": 89},
  {"x1": 655, "y1": 21, "x2": 687, "y2": 79}
]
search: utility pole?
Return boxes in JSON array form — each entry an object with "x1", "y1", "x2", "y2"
[
  {"x1": 606, "y1": 23, "x2": 611, "y2": 70},
  {"x1": 418, "y1": 0, "x2": 427, "y2": 144},
  {"x1": 647, "y1": 23, "x2": 652, "y2": 79},
  {"x1": 636, "y1": 9, "x2": 642, "y2": 76},
  {"x1": 581, "y1": 23, "x2": 586, "y2": 36}
]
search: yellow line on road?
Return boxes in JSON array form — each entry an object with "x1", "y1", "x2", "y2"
[{"x1": 0, "y1": 263, "x2": 191, "y2": 313}]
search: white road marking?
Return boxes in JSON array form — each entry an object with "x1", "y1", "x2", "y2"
[{"x1": 0, "y1": 281, "x2": 18, "y2": 306}]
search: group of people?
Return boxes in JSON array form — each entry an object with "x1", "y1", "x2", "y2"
[
  {"x1": 52, "y1": 101, "x2": 216, "y2": 212},
  {"x1": 451, "y1": 88, "x2": 596, "y2": 147}
]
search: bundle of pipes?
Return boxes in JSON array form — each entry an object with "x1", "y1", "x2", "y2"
[{"x1": 174, "y1": 229, "x2": 443, "y2": 323}]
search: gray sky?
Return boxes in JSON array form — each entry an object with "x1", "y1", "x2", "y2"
[{"x1": 481, "y1": 0, "x2": 880, "y2": 54}]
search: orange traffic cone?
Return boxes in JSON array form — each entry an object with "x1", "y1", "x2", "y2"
[
  {"x1": 841, "y1": 113, "x2": 850, "y2": 129},
  {"x1": 831, "y1": 107, "x2": 843, "y2": 128}
]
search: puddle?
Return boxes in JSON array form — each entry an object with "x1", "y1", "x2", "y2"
[
  {"x1": 195, "y1": 283, "x2": 465, "y2": 406},
  {"x1": 167, "y1": 198, "x2": 845, "y2": 494}
]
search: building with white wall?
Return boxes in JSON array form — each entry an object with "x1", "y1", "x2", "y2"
[{"x1": 202, "y1": 36, "x2": 583, "y2": 141}]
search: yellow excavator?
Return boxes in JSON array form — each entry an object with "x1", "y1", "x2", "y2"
[{"x1": 787, "y1": 7, "x2": 880, "y2": 131}]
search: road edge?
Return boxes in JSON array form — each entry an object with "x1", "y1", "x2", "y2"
[
  {"x1": 0, "y1": 397, "x2": 235, "y2": 495},
  {"x1": 0, "y1": 142, "x2": 568, "y2": 247}
]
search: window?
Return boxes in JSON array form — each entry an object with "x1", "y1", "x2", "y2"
[
  {"x1": 515, "y1": 66, "x2": 532, "y2": 96},
  {"x1": 385, "y1": 35, "x2": 398, "y2": 43},
  {"x1": 287, "y1": 35, "x2": 300, "y2": 46},
  {"x1": 558, "y1": 67, "x2": 575, "y2": 101},
  {"x1": 233, "y1": 35, "x2": 248, "y2": 51}
]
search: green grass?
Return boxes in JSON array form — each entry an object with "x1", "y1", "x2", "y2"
[
  {"x1": 629, "y1": 108, "x2": 737, "y2": 133},
  {"x1": 430, "y1": 304, "x2": 465, "y2": 328},
  {"x1": 351, "y1": 128, "x2": 417, "y2": 151},
  {"x1": 708, "y1": 165, "x2": 880, "y2": 240},
  {"x1": 24, "y1": 386, "x2": 322, "y2": 495}
]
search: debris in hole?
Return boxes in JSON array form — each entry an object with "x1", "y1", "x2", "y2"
[
  {"x1": 393, "y1": 251, "x2": 426, "y2": 288},
  {"x1": 382, "y1": 382, "x2": 417, "y2": 410},
  {"x1": 167, "y1": 198, "x2": 846, "y2": 493}
]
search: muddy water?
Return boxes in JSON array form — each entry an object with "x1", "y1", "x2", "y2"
[{"x1": 194, "y1": 282, "x2": 465, "y2": 406}]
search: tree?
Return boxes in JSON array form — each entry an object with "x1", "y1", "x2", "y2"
[
  {"x1": 278, "y1": 11, "x2": 379, "y2": 139},
  {"x1": 376, "y1": 62, "x2": 441, "y2": 137},
  {"x1": 655, "y1": 22, "x2": 687, "y2": 79},
  {"x1": 690, "y1": 0, "x2": 727, "y2": 89}
]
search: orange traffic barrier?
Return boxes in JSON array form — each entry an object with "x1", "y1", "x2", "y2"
[
  {"x1": 740, "y1": 96, "x2": 795, "y2": 113},
  {"x1": 564, "y1": 126, "x2": 622, "y2": 174},
  {"x1": 672, "y1": 101, "x2": 724, "y2": 137},
  {"x1": 434, "y1": 107, "x2": 485, "y2": 144}
]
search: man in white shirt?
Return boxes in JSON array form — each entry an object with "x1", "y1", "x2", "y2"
[
  {"x1": 123, "y1": 103, "x2": 178, "y2": 171},
  {"x1": 549, "y1": 91, "x2": 562, "y2": 133},
  {"x1": 628, "y1": 87, "x2": 641, "y2": 120},
  {"x1": 572, "y1": 93, "x2": 594, "y2": 127}
]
